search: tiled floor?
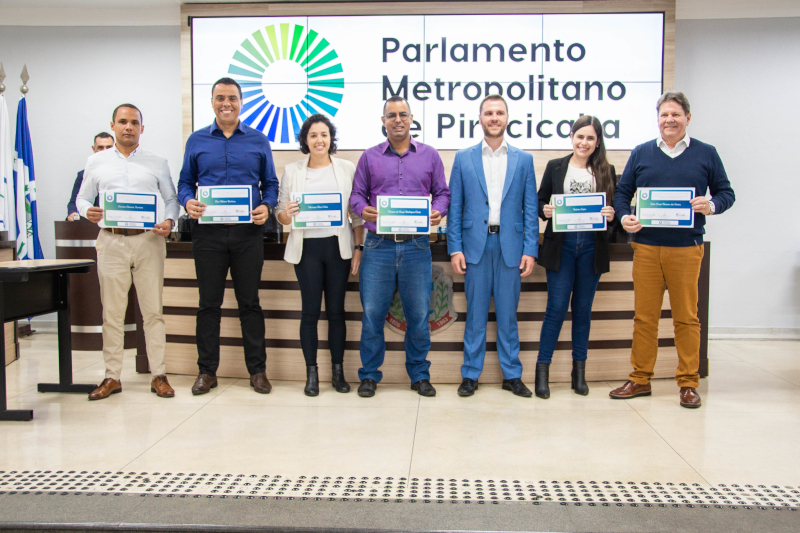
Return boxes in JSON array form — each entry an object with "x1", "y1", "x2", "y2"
[{"x1": 2, "y1": 335, "x2": 799, "y2": 488}]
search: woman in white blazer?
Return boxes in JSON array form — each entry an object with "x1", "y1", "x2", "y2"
[{"x1": 276, "y1": 114, "x2": 364, "y2": 396}]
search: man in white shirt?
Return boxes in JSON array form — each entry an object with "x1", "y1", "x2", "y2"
[
  {"x1": 446, "y1": 95, "x2": 539, "y2": 397},
  {"x1": 77, "y1": 104, "x2": 180, "y2": 400}
]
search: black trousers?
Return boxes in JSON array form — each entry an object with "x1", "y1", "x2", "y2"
[
  {"x1": 192, "y1": 222, "x2": 266, "y2": 376},
  {"x1": 294, "y1": 236, "x2": 351, "y2": 366}
]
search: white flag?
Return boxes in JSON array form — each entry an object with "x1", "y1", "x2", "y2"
[{"x1": 0, "y1": 93, "x2": 15, "y2": 236}]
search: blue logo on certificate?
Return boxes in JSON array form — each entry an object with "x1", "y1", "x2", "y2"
[{"x1": 198, "y1": 185, "x2": 253, "y2": 224}]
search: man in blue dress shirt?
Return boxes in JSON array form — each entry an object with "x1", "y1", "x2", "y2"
[{"x1": 178, "y1": 77, "x2": 279, "y2": 395}]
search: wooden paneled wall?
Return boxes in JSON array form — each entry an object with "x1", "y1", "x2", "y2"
[{"x1": 154, "y1": 241, "x2": 710, "y2": 384}]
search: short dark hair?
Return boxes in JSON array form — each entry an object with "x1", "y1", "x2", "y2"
[
  {"x1": 212, "y1": 77, "x2": 242, "y2": 99},
  {"x1": 657, "y1": 91, "x2": 691, "y2": 115},
  {"x1": 383, "y1": 95, "x2": 411, "y2": 116},
  {"x1": 298, "y1": 114, "x2": 338, "y2": 155},
  {"x1": 479, "y1": 94, "x2": 508, "y2": 114},
  {"x1": 93, "y1": 132, "x2": 113, "y2": 144},
  {"x1": 112, "y1": 103, "x2": 142, "y2": 123}
]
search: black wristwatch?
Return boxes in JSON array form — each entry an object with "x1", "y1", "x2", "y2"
[{"x1": 355, "y1": 244, "x2": 364, "y2": 251}]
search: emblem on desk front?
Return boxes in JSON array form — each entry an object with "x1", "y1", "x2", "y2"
[{"x1": 385, "y1": 265, "x2": 458, "y2": 336}]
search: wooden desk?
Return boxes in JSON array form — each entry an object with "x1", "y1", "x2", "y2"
[
  {"x1": 0, "y1": 242, "x2": 18, "y2": 366},
  {"x1": 0, "y1": 259, "x2": 96, "y2": 421},
  {"x1": 147, "y1": 241, "x2": 711, "y2": 384}
]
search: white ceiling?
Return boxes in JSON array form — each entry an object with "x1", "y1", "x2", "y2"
[{"x1": 0, "y1": 0, "x2": 799, "y2": 25}]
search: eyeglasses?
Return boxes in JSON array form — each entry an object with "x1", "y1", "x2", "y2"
[{"x1": 383, "y1": 112, "x2": 411, "y2": 121}]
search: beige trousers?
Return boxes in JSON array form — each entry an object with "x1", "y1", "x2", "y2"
[{"x1": 96, "y1": 230, "x2": 167, "y2": 380}]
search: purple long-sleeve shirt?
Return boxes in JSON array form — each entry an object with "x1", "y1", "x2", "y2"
[{"x1": 350, "y1": 138, "x2": 450, "y2": 233}]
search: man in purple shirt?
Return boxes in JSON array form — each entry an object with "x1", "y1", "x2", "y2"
[{"x1": 350, "y1": 96, "x2": 450, "y2": 397}]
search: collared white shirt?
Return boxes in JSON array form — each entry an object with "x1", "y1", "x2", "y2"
[
  {"x1": 77, "y1": 145, "x2": 180, "y2": 223},
  {"x1": 658, "y1": 134, "x2": 691, "y2": 158},
  {"x1": 481, "y1": 139, "x2": 508, "y2": 226}
]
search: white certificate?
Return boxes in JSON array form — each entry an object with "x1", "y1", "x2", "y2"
[
  {"x1": 101, "y1": 191, "x2": 158, "y2": 229},
  {"x1": 376, "y1": 196, "x2": 431, "y2": 234},
  {"x1": 198, "y1": 185, "x2": 253, "y2": 224},
  {"x1": 637, "y1": 188, "x2": 695, "y2": 228},
  {"x1": 291, "y1": 191, "x2": 344, "y2": 228}
]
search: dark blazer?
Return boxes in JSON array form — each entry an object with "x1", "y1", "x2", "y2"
[
  {"x1": 67, "y1": 170, "x2": 98, "y2": 218},
  {"x1": 537, "y1": 154, "x2": 616, "y2": 275}
]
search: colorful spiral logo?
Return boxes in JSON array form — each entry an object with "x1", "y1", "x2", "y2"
[{"x1": 228, "y1": 23, "x2": 344, "y2": 145}]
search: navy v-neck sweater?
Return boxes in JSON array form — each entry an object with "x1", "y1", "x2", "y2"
[{"x1": 614, "y1": 138, "x2": 735, "y2": 247}]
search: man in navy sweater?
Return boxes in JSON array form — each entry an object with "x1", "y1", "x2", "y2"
[{"x1": 610, "y1": 91, "x2": 735, "y2": 408}]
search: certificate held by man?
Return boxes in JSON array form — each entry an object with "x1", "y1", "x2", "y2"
[
  {"x1": 101, "y1": 191, "x2": 158, "y2": 229},
  {"x1": 290, "y1": 191, "x2": 344, "y2": 229},
  {"x1": 637, "y1": 187, "x2": 695, "y2": 228},
  {"x1": 197, "y1": 185, "x2": 253, "y2": 224},
  {"x1": 376, "y1": 195, "x2": 431, "y2": 234},
  {"x1": 551, "y1": 192, "x2": 607, "y2": 232}
]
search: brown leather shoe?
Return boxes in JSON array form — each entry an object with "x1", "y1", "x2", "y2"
[
  {"x1": 88, "y1": 378, "x2": 122, "y2": 400},
  {"x1": 609, "y1": 380, "x2": 651, "y2": 399},
  {"x1": 679, "y1": 387, "x2": 702, "y2": 408},
  {"x1": 151, "y1": 375, "x2": 175, "y2": 398},
  {"x1": 191, "y1": 374, "x2": 218, "y2": 396},
  {"x1": 250, "y1": 372, "x2": 272, "y2": 394}
]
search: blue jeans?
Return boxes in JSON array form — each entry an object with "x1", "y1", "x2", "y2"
[
  {"x1": 538, "y1": 232, "x2": 601, "y2": 364},
  {"x1": 358, "y1": 232, "x2": 432, "y2": 383}
]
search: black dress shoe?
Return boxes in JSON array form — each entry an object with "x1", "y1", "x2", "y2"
[
  {"x1": 331, "y1": 364, "x2": 350, "y2": 393},
  {"x1": 534, "y1": 363, "x2": 550, "y2": 399},
  {"x1": 304, "y1": 365, "x2": 319, "y2": 397},
  {"x1": 358, "y1": 378, "x2": 377, "y2": 397},
  {"x1": 411, "y1": 379, "x2": 436, "y2": 397},
  {"x1": 457, "y1": 378, "x2": 478, "y2": 397},
  {"x1": 502, "y1": 378, "x2": 532, "y2": 398}
]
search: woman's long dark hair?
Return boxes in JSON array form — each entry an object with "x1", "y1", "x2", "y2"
[{"x1": 570, "y1": 116, "x2": 614, "y2": 203}]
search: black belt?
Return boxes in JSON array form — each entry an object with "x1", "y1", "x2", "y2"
[
  {"x1": 103, "y1": 228, "x2": 147, "y2": 236},
  {"x1": 369, "y1": 230, "x2": 416, "y2": 242},
  {"x1": 488, "y1": 225, "x2": 500, "y2": 234}
]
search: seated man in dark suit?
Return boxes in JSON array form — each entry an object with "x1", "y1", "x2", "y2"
[{"x1": 66, "y1": 132, "x2": 114, "y2": 220}]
